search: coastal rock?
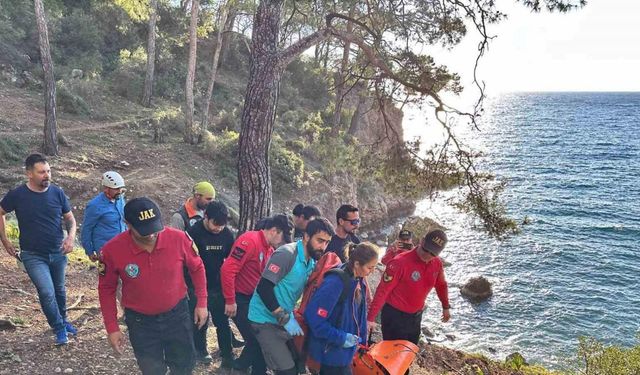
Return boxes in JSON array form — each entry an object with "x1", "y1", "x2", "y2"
[
  {"x1": 366, "y1": 264, "x2": 386, "y2": 297},
  {"x1": 460, "y1": 276, "x2": 493, "y2": 302}
]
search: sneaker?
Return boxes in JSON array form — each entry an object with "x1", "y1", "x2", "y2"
[
  {"x1": 196, "y1": 352, "x2": 213, "y2": 365},
  {"x1": 232, "y1": 335, "x2": 245, "y2": 348},
  {"x1": 55, "y1": 328, "x2": 68, "y2": 345},
  {"x1": 64, "y1": 321, "x2": 78, "y2": 336}
]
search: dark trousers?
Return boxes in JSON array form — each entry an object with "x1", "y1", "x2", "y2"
[
  {"x1": 380, "y1": 303, "x2": 422, "y2": 345},
  {"x1": 320, "y1": 364, "x2": 352, "y2": 375},
  {"x1": 125, "y1": 298, "x2": 195, "y2": 375},
  {"x1": 233, "y1": 293, "x2": 267, "y2": 375},
  {"x1": 209, "y1": 290, "x2": 233, "y2": 359},
  {"x1": 381, "y1": 304, "x2": 422, "y2": 375},
  {"x1": 187, "y1": 288, "x2": 209, "y2": 355}
]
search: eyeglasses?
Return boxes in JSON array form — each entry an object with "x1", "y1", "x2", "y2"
[{"x1": 342, "y1": 218, "x2": 361, "y2": 226}]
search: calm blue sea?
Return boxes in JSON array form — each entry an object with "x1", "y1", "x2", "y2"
[{"x1": 415, "y1": 92, "x2": 640, "y2": 369}]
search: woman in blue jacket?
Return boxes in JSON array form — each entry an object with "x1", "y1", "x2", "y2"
[{"x1": 304, "y1": 242, "x2": 380, "y2": 375}]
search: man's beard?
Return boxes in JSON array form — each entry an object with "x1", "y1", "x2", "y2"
[
  {"x1": 306, "y1": 243, "x2": 323, "y2": 261},
  {"x1": 41, "y1": 180, "x2": 50, "y2": 188}
]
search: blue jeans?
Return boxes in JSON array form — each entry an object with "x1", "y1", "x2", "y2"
[{"x1": 20, "y1": 250, "x2": 67, "y2": 332}]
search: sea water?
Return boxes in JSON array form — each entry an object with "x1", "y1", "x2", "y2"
[{"x1": 414, "y1": 92, "x2": 640, "y2": 368}]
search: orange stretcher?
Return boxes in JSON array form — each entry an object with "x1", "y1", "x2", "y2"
[{"x1": 352, "y1": 340, "x2": 419, "y2": 375}]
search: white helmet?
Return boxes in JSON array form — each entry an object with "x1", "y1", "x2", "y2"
[{"x1": 102, "y1": 171, "x2": 125, "y2": 189}]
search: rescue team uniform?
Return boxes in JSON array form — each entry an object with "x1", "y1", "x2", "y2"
[
  {"x1": 368, "y1": 249, "x2": 449, "y2": 345},
  {"x1": 304, "y1": 267, "x2": 368, "y2": 375},
  {"x1": 98, "y1": 227, "x2": 207, "y2": 375},
  {"x1": 220, "y1": 230, "x2": 274, "y2": 375},
  {"x1": 81, "y1": 192, "x2": 126, "y2": 256},
  {"x1": 380, "y1": 243, "x2": 410, "y2": 265},
  {"x1": 170, "y1": 198, "x2": 204, "y2": 231},
  {"x1": 187, "y1": 221, "x2": 235, "y2": 361},
  {"x1": 249, "y1": 241, "x2": 316, "y2": 372},
  {"x1": 170, "y1": 201, "x2": 209, "y2": 358},
  {"x1": 326, "y1": 233, "x2": 360, "y2": 263}
]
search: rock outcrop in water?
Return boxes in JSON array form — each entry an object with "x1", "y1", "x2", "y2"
[{"x1": 460, "y1": 276, "x2": 493, "y2": 302}]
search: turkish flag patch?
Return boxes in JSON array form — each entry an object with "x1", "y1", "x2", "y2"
[
  {"x1": 230, "y1": 247, "x2": 246, "y2": 261},
  {"x1": 268, "y1": 263, "x2": 280, "y2": 274},
  {"x1": 317, "y1": 308, "x2": 328, "y2": 318}
]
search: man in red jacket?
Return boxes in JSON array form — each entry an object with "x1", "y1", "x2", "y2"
[
  {"x1": 98, "y1": 197, "x2": 208, "y2": 375},
  {"x1": 221, "y1": 214, "x2": 293, "y2": 375},
  {"x1": 368, "y1": 229, "x2": 451, "y2": 348}
]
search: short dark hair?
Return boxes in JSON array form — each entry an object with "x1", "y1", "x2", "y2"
[
  {"x1": 205, "y1": 201, "x2": 228, "y2": 226},
  {"x1": 292, "y1": 203, "x2": 304, "y2": 217},
  {"x1": 305, "y1": 217, "x2": 335, "y2": 238},
  {"x1": 262, "y1": 214, "x2": 294, "y2": 243},
  {"x1": 25, "y1": 153, "x2": 47, "y2": 170},
  {"x1": 336, "y1": 204, "x2": 358, "y2": 224},
  {"x1": 302, "y1": 205, "x2": 321, "y2": 220}
]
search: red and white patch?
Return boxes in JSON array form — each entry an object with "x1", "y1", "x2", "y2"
[
  {"x1": 268, "y1": 263, "x2": 281, "y2": 274},
  {"x1": 317, "y1": 308, "x2": 328, "y2": 318}
]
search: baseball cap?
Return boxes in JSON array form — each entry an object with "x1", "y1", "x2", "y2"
[
  {"x1": 421, "y1": 229, "x2": 448, "y2": 256},
  {"x1": 193, "y1": 181, "x2": 216, "y2": 198},
  {"x1": 398, "y1": 229, "x2": 412, "y2": 240},
  {"x1": 271, "y1": 214, "x2": 294, "y2": 243},
  {"x1": 124, "y1": 197, "x2": 164, "y2": 236}
]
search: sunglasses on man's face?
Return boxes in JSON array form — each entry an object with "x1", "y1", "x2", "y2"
[{"x1": 343, "y1": 218, "x2": 361, "y2": 226}]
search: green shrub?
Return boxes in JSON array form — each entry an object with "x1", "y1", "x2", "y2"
[
  {"x1": 271, "y1": 145, "x2": 305, "y2": 188},
  {"x1": 56, "y1": 81, "x2": 91, "y2": 115},
  {"x1": 574, "y1": 337, "x2": 640, "y2": 375},
  {"x1": 0, "y1": 138, "x2": 27, "y2": 168}
]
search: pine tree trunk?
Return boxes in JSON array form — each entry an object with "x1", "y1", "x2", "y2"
[
  {"x1": 219, "y1": 8, "x2": 236, "y2": 65},
  {"x1": 201, "y1": 4, "x2": 229, "y2": 130},
  {"x1": 348, "y1": 82, "x2": 367, "y2": 136},
  {"x1": 331, "y1": 5, "x2": 354, "y2": 134},
  {"x1": 34, "y1": 0, "x2": 57, "y2": 156},
  {"x1": 237, "y1": 0, "x2": 285, "y2": 232},
  {"x1": 141, "y1": 0, "x2": 158, "y2": 107},
  {"x1": 183, "y1": 0, "x2": 199, "y2": 144}
]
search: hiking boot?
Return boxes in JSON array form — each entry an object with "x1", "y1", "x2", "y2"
[
  {"x1": 196, "y1": 352, "x2": 213, "y2": 365},
  {"x1": 220, "y1": 356, "x2": 234, "y2": 369},
  {"x1": 232, "y1": 335, "x2": 245, "y2": 348},
  {"x1": 55, "y1": 328, "x2": 68, "y2": 345},
  {"x1": 64, "y1": 321, "x2": 78, "y2": 336}
]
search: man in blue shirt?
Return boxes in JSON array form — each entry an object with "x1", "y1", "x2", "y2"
[
  {"x1": 81, "y1": 171, "x2": 126, "y2": 261},
  {"x1": 0, "y1": 153, "x2": 77, "y2": 345},
  {"x1": 249, "y1": 218, "x2": 335, "y2": 375}
]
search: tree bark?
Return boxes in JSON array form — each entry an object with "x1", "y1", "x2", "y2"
[
  {"x1": 331, "y1": 5, "x2": 354, "y2": 133},
  {"x1": 348, "y1": 82, "x2": 367, "y2": 136},
  {"x1": 201, "y1": 4, "x2": 229, "y2": 130},
  {"x1": 237, "y1": 1, "x2": 330, "y2": 232},
  {"x1": 141, "y1": 0, "x2": 158, "y2": 107},
  {"x1": 34, "y1": 0, "x2": 57, "y2": 156},
  {"x1": 219, "y1": 8, "x2": 236, "y2": 65},
  {"x1": 183, "y1": 0, "x2": 200, "y2": 144},
  {"x1": 237, "y1": 0, "x2": 285, "y2": 232}
]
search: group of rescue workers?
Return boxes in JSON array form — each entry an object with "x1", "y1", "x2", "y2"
[{"x1": 0, "y1": 153, "x2": 451, "y2": 375}]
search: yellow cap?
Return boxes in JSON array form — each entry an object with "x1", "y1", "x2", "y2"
[{"x1": 193, "y1": 181, "x2": 215, "y2": 199}]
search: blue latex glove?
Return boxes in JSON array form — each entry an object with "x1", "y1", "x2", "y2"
[
  {"x1": 284, "y1": 313, "x2": 304, "y2": 336},
  {"x1": 343, "y1": 333, "x2": 359, "y2": 348}
]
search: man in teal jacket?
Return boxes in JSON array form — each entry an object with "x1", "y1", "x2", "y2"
[
  {"x1": 249, "y1": 218, "x2": 335, "y2": 375},
  {"x1": 81, "y1": 171, "x2": 126, "y2": 261}
]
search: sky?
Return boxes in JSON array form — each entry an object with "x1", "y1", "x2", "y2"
[{"x1": 433, "y1": 0, "x2": 640, "y2": 94}]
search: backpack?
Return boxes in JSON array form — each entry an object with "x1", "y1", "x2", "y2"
[{"x1": 293, "y1": 252, "x2": 351, "y2": 374}]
